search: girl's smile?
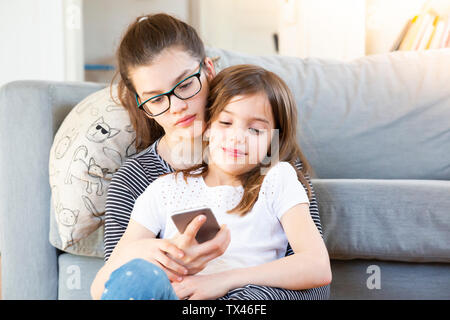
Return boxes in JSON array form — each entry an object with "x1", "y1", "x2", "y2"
[{"x1": 222, "y1": 147, "x2": 247, "y2": 158}]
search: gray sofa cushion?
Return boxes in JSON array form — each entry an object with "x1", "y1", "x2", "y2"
[
  {"x1": 208, "y1": 47, "x2": 450, "y2": 180},
  {"x1": 330, "y1": 259, "x2": 450, "y2": 300},
  {"x1": 314, "y1": 179, "x2": 450, "y2": 263},
  {"x1": 58, "y1": 253, "x2": 104, "y2": 300}
]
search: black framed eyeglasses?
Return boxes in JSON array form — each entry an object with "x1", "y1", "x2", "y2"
[{"x1": 135, "y1": 62, "x2": 203, "y2": 117}]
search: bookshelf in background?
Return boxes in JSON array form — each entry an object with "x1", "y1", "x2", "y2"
[{"x1": 392, "y1": 11, "x2": 450, "y2": 51}]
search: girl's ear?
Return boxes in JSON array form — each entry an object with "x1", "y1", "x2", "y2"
[{"x1": 203, "y1": 57, "x2": 216, "y2": 81}]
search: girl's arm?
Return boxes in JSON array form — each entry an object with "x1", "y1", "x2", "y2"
[
  {"x1": 224, "y1": 203, "x2": 331, "y2": 291},
  {"x1": 173, "y1": 203, "x2": 331, "y2": 299}
]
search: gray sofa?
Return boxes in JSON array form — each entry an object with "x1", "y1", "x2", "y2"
[{"x1": 1, "y1": 48, "x2": 449, "y2": 300}]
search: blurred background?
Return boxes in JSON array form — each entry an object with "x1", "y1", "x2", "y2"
[{"x1": 0, "y1": 0, "x2": 449, "y2": 87}]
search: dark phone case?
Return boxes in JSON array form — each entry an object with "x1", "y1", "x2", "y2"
[{"x1": 171, "y1": 207, "x2": 220, "y2": 243}]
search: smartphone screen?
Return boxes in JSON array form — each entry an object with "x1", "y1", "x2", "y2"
[{"x1": 171, "y1": 207, "x2": 220, "y2": 243}]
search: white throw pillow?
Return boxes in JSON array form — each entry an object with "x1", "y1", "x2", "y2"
[{"x1": 49, "y1": 85, "x2": 136, "y2": 257}]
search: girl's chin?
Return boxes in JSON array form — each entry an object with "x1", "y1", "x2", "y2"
[
  {"x1": 209, "y1": 157, "x2": 256, "y2": 175},
  {"x1": 211, "y1": 165, "x2": 243, "y2": 176},
  {"x1": 172, "y1": 123, "x2": 205, "y2": 139}
]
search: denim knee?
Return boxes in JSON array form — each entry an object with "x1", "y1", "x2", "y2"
[{"x1": 101, "y1": 258, "x2": 178, "y2": 300}]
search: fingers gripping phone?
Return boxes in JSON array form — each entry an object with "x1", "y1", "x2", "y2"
[{"x1": 171, "y1": 207, "x2": 220, "y2": 243}]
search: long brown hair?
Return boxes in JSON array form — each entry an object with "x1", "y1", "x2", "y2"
[
  {"x1": 111, "y1": 13, "x2": 207, "y2": 152},
  {"x1": 178, "y1": 64, "x2": 313, "y2": 216}
]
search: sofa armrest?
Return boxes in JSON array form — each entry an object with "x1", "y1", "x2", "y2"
[{"x1": 0, "y1": 80, "x2": 105, "y2": 299}]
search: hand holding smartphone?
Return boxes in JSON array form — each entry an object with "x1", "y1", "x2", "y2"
[{"x1": 171, "y1": 207, "x2": 220, "y2": 243}]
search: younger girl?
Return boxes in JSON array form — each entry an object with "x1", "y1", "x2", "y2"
[{"x1": 101, "y1": 64, "x2": 331, "y2": 300}]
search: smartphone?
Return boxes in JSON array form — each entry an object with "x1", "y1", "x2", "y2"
[{"x1": 171, "y1": 207, "x2": 220, "y2": 243}]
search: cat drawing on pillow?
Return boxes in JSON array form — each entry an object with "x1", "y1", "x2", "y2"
[
  {"x1": 86, "y1": 117, "x2": 120, "y2": 143},
  {"x1": 65, "y1": 146, "x2": 109, "y2": 196},
  {"x1": 56, "y1": 203, "x2": 79, "y2": 248}
]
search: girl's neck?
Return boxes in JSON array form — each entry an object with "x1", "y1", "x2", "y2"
[
  {"x1": 157, "y1": 134, "x2": 204, "y2": 170},
  {"x1": 203, "y1": 163, "x2": 242, "y2": 188}
]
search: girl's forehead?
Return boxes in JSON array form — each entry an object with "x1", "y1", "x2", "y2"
[
  {"x1": 130, "y1": 47, "x2": 199, "y2": 95},
  {"x1": 220, "y1": 93, "x2": 274, "y2": 124}
]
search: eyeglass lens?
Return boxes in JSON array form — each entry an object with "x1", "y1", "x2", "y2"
[{"x1": 142, "y1": 75, "x2": 202, "y2": 116}]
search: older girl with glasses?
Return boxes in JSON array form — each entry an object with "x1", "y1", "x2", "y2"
[{"x1": 90, "y1": 13, "x2": 329, "y2": 300}]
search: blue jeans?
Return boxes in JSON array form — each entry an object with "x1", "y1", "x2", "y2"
[{"x1": 101, "y1": 259, "x2": 179, "y2": 300}]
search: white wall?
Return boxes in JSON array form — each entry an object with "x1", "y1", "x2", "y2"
[
  {"x1": 64, "y1": 0, "x2": 84, "y2": 82},
  {"x1": 191, "y1": 0, "x2": 280, "y2": 56},
  {"x1": 278, "y1": 0, "x2": 366, "y2": 61},
  {"x1": 0, "y1": 0, "x2": 64, "y2": 87}
]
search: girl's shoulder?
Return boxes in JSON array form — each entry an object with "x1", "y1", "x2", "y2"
[
  {"x1": 263, "y1": 161, "x2": 297, "y2": 180},
  {"x1": 109, "y1": 140, "x2": 173, "y2": 197},
  {"x1": 131, "y1": 139, "x2": 172, "y2": 170},
  {"x1": 260, "y1": 161, "x2": 298, "y2": 192},
  {"x1": 260, "y1": 161, "x2": 310, "y2": 216},
  {"x1": 116, "y1": 140, "x2": 172, "y2": 179}
]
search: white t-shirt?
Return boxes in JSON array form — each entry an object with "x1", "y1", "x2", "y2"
[{"x1": 131, "y1": 161, "x2": 309, "y2": 275}]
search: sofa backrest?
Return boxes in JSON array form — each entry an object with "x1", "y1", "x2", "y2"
[{"x1": 208, "y1": 48, "x2": 450, "y2": 180}]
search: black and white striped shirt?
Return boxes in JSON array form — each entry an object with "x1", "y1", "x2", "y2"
[{"x1": 104, "y1": 138, "x2": 323, "y2": 262}]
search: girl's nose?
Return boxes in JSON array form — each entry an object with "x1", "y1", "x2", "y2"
[
  {"x1": 169, "y1": 95, "x2": 188, "y2": 114},
  {"x1": 230, "y1": 127, "x2": 246, "y2": 144}
]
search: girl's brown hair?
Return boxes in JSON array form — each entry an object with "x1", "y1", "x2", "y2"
[
  {"x1": 179, "y1": 64, "x2": 313, "y2": 216},
  {"x1": 112, "y1": 13, "x2": 207, "y2": 152}
]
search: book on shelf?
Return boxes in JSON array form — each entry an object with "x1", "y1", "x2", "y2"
[
  {"x1": 411, "y1": 13, "x2": 434, "y2": 50},
  {"x1": 395, "y1": 12, "x2": 450, "y2": 51},
  {"x1": 391, "y1": 19, "x2": 412, "y2": 51},
  {"x1": 427, "y1": 17, "x2": 445, "y2": 49},
  {"x1": 417, "y1": 15, "x2": 438, "y2": 50},
  {"x1": 439, "y1": 18, "x2": 450, "y2": 48},
  {"x1": 398, "y1": 14, "x2": 423, "y2": 50}
]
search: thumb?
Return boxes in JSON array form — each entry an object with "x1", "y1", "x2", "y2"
[{"x1": 183, "y1": 214, "x2": 206, "y2": 240}]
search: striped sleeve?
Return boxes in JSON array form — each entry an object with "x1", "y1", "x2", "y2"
[
  {"x1": 294, "y1": 159, "x2": 322, "y2": 235},
  {"x1": 284, "y1": 159, "x2": 322, "y2": 256},
  {"x1": 104, "y1": 158, "x2": 151, "y2": 261}
]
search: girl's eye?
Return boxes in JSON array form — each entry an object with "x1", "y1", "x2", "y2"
[
  {"x1": 249, "y1": 127, "x2": 265, "y2": 135},
  {"x1": 219, "y1": 121, "x2": 231, "y2": 126},
  {"x1": 150, "y1": 96, "x2": 163, "y2": 104},
  {"x1": 178, "y1": 80, "x2": 193, "y2": 90}
]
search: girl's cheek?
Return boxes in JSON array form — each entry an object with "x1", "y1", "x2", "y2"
[
  {"x1": 256, "y1": 135, "x2": 272, "y2": 161},
  {"x1": 208, "y1": 128, "x2": 224, "y2": 153},
  {"x1": 245, "y1": 137, "x2": 261, "y2": 163},
  {"x1": 210, "y1": 125, "x2": 226, "y2": 141},
  {"x1": 208, "y1": 127, "x2": 218, "y2": 143}
]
